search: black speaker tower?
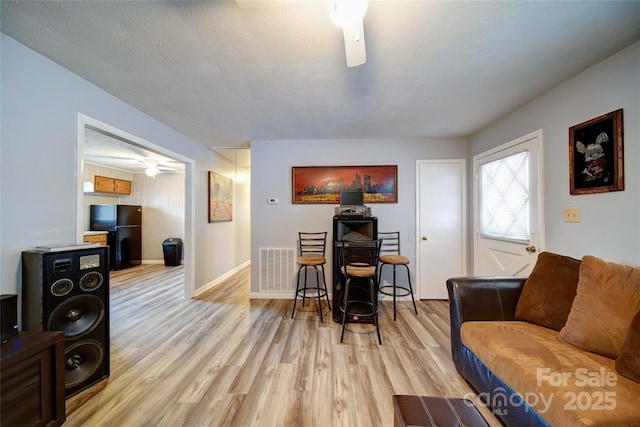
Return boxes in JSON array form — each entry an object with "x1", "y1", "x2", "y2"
[{"x1": 22, "y1": 247, "x2": 110, "y2": 398}]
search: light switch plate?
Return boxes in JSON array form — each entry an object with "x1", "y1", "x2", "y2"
[
  {"x1": 564, "y1": 207, "x2": 581, "y2": 223},
  {"x1": 267, "y1": 198, "x2": 278, "y2": 205}
]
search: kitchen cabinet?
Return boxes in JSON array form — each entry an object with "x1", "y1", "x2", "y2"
[
  {"x1": 114, "y1": 179, "x2": 131, "y2": 195},
  {"x1": 94, "y1": 175, "x2": 131, "y2": 195}
]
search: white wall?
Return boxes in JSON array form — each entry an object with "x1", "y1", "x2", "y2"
[
  {"x1": 127, "y1": 172, "x2": 186, "y2": 262},
  {"x1": 250, "y1": 138, "x2": 468, "y2": 294},
  {"x1": 470, "y1": 41, "x2": 640, "y2": 265},
  {"x1": 0, "y1": 34, "x2": 251, "y2": 301}
]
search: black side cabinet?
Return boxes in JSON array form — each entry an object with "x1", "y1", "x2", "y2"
[
  {"x1": 332, "y1": 216, "x2": 378, "y2": 323},
  {"x1": 1, "y1": 331, "x2": 66, "y2": 427}
]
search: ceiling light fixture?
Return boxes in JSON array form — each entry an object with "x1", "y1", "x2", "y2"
[
  {"x1": 328, "y1": 0, "x2": 368, "y2": 29},
  {"x1": 144, "y1": 160, "x2": 160, "y2": 177}
]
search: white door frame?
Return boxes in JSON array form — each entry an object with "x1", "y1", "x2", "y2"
[
  {"x1": 75, "y1": 113, "x2": 197, "y2": 298},
  {"x1": 415, "y1": 159, "x2": 467, "y2": 299},
  {"x1": 472, "y1": 129, "x2": 545, "y2": 276}
]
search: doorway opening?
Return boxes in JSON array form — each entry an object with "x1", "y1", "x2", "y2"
[{"x1": 75, "y1": 113, "x2": 197, "y2": 297}]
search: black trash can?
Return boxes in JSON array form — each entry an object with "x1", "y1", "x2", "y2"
[{"x1": 162, "y1": 238, "x2": 183, "y2": 266}]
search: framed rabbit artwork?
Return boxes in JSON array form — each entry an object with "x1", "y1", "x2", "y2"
[{"x1": 569, "y1": 109, "x2": 624, "y2": 195}]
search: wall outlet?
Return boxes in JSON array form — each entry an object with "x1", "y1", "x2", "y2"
[
  {"x1": 267, "y1": 197, "x2": 278, "y2": 205},
  {"x1": 564, "y1": 207, "x2": 581, "y2": 223}
]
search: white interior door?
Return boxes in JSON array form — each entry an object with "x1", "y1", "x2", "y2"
[
  {"x1": 416, "y1": 159, "x2": 466, "y2": 299},
  {"x1": 473, "y1": 130, "x2": 544, "y2": 276}
]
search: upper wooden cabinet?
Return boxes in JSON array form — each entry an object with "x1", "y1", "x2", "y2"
[
  {"x1": 94, "y1": 175, "x2": 131, "y2": 195},
  {"x1": 114, "y1": 179, "x2": 131, "y2": 195}
]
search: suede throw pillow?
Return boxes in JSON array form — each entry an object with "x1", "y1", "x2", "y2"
[
  {"x1": 559, "y1": 255, "x2": 640, "y2": 359},
  {"x1": 515, "y1": 252, "x2": 581, "y2": 331},
  {"x1": 615, "y1": 309, "x2": 640, "y2": 383}
]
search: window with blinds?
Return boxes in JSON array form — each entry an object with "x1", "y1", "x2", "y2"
[{"x1": 479, "y1": 150, "x2": 530, "y2": 242}]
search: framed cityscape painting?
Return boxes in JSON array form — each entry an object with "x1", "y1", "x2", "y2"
[
  {"x1": 569, "y1": 109, "x2": 624, "y2": 195},
  {"x1": 208, "y1": 171, "x2": 233, "y2": 222},
  {"x1": 292, "y1": 165, "x2": 397, "y2": 204}
]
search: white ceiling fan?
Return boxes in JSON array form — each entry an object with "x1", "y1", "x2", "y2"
[{"x1": 236, "y1": 0, "x2": 368, "y2": 67}]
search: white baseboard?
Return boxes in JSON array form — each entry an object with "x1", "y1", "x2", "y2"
[
  {"x1": 250, "y1": 291, "x2": 293, "y2": 299},
  {"x1": 247, "y1": 292, "x2": 412, "y2": 302},
  {"x1": 194, "y1": 260, "x2": 251, "y2": 297},
  {"x1": 250, "y1": 291, "x2": 334, "y2": 300},
  {"x1": 378, "y1": 294, "x2": 414, "y2": 302}
]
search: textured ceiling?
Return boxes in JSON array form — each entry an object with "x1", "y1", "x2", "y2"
[
  {"x1": 84, "y1": 128, "x2": 187, "y2": 173},
  {"x1": 2, "y1": 0, "x2": 640, "y2": 151}
]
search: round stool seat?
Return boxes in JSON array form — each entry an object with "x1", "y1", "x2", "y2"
[
  {"x1": 345, "y1": 265, "x2": 376, "y2": 277},
  {"x1": 298, "y1": 255, "x2": 326, "y2": 266},
  {"x1": 379, "y1": 254, "x2": 409, "y2": 265}
]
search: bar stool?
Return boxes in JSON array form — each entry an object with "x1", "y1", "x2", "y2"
[
  {"x1": 291, "y1": 232, "x2": 331, "y2": 322},
  {"x1": 378, "y1": 231, "x2": 418, "y2": 321},
  {"x1": 339, "y1": 239, "x2": 383, "y2": 344}
]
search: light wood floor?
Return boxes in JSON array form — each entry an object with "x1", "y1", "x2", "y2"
[{"x1": 65, "y1": 264, "x2": 500, "y2": 426}]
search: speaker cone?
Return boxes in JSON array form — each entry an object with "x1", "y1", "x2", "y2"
[
  {"x1": 50, "y1": 278, "x2": 73, "y2": 297},
  {"x1": 80, "y1": 272, "x2": 104, "y2": 291},
  {"x1": 48, "y1": 295, "x2": 104, "y2": 338},
  {"x1": 64, "y1": 340, "x2": 104, "y2": 388}
]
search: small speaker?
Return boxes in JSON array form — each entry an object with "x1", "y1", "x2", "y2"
[
  {"x1": 22, "y1": 247, "x2": 109, "y2": 398},
  {"x1": 1, "y1": 294, "x2": 18, "y2": 343}
]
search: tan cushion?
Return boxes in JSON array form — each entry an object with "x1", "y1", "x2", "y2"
[
  {"x1": 462, "y1": 321, "x2": 640, "y2": 427},
  {"x1": 616, "y1": 309, "x2": 640, "y2": 383},
  {"x1": 345, "y1": 265, "x2": 376, "y2": 277},
  {"x1": 298, "y1": 255, "x2": 326, "y2": 266},
  {"x1": 559, "y1": 255, "x2": 640, "y2": 359},
  {"x1": 515, "y1": 252, "x2": 581, "y2": 331},
  {"x1": 379, "y1": 254, "x2": 409, "y2": 265}
]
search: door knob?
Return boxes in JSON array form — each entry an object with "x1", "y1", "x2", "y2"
[
  {"x1": 422, "y1": 236, "x2": 428, "y2": 241},
  {"x1": 525, "y1": 245, "x2": 537, "y2": 254}
]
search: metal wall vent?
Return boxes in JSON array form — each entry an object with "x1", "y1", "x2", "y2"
[{"x1": 259, "y1": 247, "x2": 296, "y2": 292}]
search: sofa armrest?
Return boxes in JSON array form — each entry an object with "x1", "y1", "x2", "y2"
[{"x1": 446, "y1": 276, "x2": 527, "y2": 375}]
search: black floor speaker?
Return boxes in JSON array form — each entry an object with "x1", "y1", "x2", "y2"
[{"x1": 22, "y1": 247, "x2": 110, "y2": 398}]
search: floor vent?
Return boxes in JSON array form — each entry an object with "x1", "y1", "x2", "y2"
[{"x1": 259, "y1": 247, "x2": 296, "y2": 293}]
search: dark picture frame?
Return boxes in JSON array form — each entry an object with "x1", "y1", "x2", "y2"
[
  {"x1": 292, "y1": 165, "x2": 397, "y2": 204},
  {"x1": 208, "y1": 171, "x2": 233, "y2": 222},
  {"x1": 569, "y1": 109, "x2": 624, "y2": 195}
]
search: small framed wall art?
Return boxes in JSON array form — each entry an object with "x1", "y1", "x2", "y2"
[
  {"x1": 208, "y1": 171, "x2": 233, "y2": 222},
  {"x1": 569, "y1": 109, "x2": 624, "y2": 195}
]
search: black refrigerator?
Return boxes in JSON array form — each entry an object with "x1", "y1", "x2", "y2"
[{"x1": 90, "y1": 204, "x2": 142, "y2": 271}]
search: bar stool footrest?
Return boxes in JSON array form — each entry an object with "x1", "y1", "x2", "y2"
[
  {"x1": 379, "y1": 284, "x2": 413, "y2": 298},
  {"x1": 295, "y1": 287, "x2": 329, "y2": 298}
]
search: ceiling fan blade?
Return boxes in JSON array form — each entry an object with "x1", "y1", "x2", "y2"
[{"x1": 342, "y1": 19, "x2": 366, "y2": 67}]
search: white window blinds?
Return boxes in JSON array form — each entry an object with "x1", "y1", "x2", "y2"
[{"x1": 479, "y1": 151, "x2": 530, "y2": 242}]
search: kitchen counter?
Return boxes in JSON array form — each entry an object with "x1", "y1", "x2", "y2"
[
  {"x1": 83, "y1": 231, "x2": 108, "y2": 236},
  {"x1": 83, "y1": 231, "x2": 108, "y2": 245}
]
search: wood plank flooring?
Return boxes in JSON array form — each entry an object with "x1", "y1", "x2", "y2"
[{"x1": 65, "y1": 264, "x2": 500, "y2": 426}]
